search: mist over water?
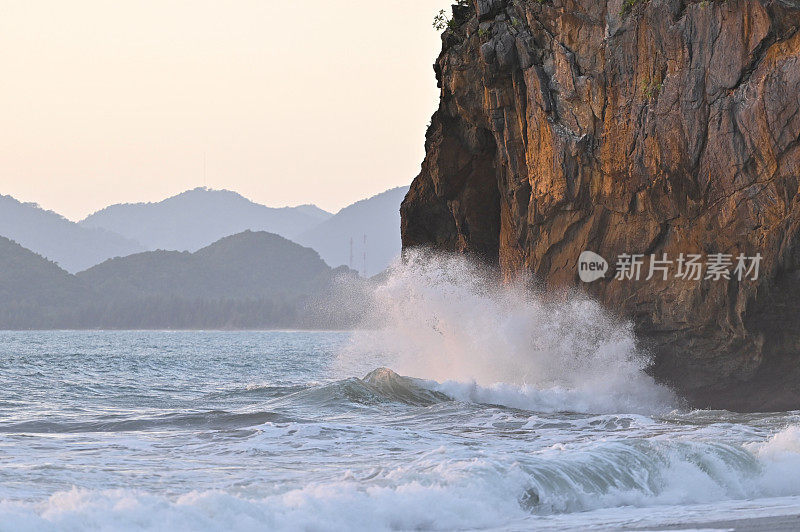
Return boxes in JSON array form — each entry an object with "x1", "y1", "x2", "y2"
[{"x1": 341, "y1": 252, "x2": 675, "y2": 414}]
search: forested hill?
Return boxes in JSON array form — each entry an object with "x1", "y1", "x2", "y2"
[
  {"x1": 0, "y1": 231, "x2": 362, "y2": 330},
  {"x1": 0, "y1": 236, "x2": 90, "y2": 328},
  {"x1": 78, "y1": 231, "x2": 333, "y2": 301}
]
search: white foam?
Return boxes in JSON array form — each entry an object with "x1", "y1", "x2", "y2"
[
  {"x1": 6, "y1": 428, "x2": 800, "y2": 532},
  {"x1": 745, "y1": 425, "x2": 800, "y2": 496},
  {"x1": 0, "y1": 478, "x2": 530, "y2": 532},
  {"x1": 340, "y1": 252, "x2": 675, "y2": 414}
]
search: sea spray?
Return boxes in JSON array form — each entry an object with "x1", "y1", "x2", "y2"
[{"x1": 339, "y1": 252, "x2": 676, "y2": 414}]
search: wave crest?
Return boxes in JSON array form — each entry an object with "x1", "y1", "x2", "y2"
[
  {"x1": 7, "y1": 427, "x2": 800, "y2": 530},
  {"x1": 340, "y1": 253, "x2": 675, "y2": 414}
]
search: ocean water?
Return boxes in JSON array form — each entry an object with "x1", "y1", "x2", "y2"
[{"x1": 2, "y1": 257, "x2": 800, "y2": 531}]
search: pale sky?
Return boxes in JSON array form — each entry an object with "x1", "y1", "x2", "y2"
[{"x1": 0, "y1": 0, "x2": 452, "y2": 220}]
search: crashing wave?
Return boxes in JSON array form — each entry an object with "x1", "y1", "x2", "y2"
[{"x1": 339, "y1": 253, "x2": 676, "y2": 414}]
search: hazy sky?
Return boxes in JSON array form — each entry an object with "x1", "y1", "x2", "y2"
[{"x1": 0, "y1": 0, "x2": 452, "y2": 220}]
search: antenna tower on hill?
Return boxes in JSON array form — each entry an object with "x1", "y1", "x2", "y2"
[
  {"x1": 362, "y1": 234, "x2": 367, "y2": 277},
  {"x1": 349, "y1": 237, "x2": 354, "y2": 270}
]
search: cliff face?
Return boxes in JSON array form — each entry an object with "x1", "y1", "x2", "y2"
[{"x1": 401, "y1": 0, "x2": 800, "y2": 411}]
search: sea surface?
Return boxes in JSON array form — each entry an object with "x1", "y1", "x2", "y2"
[{"x1": 2, "y1": 329, "x2": 800, "y2": 531}]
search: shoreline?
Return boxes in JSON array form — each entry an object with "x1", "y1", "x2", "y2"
[{"x1": 644, "y1": 513, "x2": 800, "y2": 531}]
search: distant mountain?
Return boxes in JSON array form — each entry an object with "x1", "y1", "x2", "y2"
[
  {"x1": 293, "y1": 204, "x2": 334, "y2": 220},
  {"x1": 76, "y1": 231, "x2": 363, "y2": 329},
  {"x1": 0, "y1": 236, "x2": 91, "y2": 328},
  {"x1": 78, "y1": 231, "x2": 334, "y2": 302},
  {"x1": 296, "y1": 186, "x2": 409, "y2": 277},
  {"x1": 0, "y1": 231, "x2": 365, "y2": 330},
  {"x1": 80, "y1": 188, "x2": 333, "y2": 252},
  {"x1": 0, "y1": 195, "x2": 145, "y2": 273}
]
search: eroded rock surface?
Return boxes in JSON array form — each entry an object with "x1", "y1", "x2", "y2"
[{"x1": 401, "y1": 0, "x2": 800, "y2": 410}]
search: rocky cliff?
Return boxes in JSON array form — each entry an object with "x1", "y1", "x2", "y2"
[{"x1": 401, "y1": 0, "x2": 800, "y2": 411}]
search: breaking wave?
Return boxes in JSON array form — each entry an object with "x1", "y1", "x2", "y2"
[
  {"x1": 340, "y1": 253, "x2": 675, "y2": 414},
  {"x1": 5, "y1": 425, "x2": 800, "y2": 531},
  {"x1": 265, "y1": 368, "x2": 451, "y2": 410}
]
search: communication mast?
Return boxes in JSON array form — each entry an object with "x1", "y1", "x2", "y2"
[
  {"x1": 349, "y1": 237, "x2": 354, "y2": 270},
  {"x1": 362, "y1": 234, "x2": 367, "y2": 277}
]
